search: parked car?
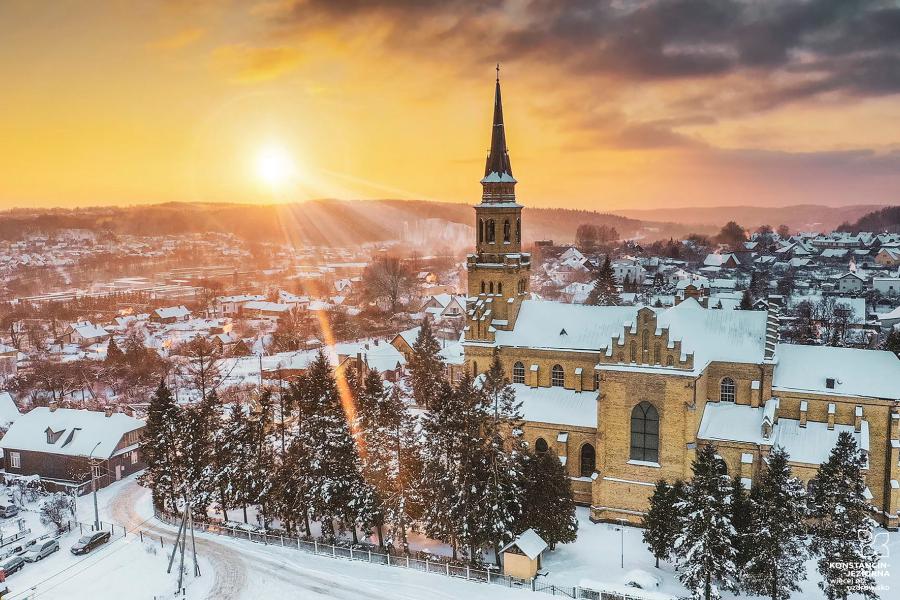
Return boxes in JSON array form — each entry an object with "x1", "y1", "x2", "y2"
[
  {"x1": 0, "y1": 555, "x2": 25, "y2": 577},
  {"x1": 70, "y1": 531, "x2": 111, "y2": 555},
  {"x1": 23, "y1": 539, "x2": 59, "y2": 562},
  {"x1": 0, "y1": 505, "x2": 18, "y2": 519}
]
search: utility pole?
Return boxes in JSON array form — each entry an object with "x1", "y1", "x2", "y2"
[
  {"x1": 88, "y1": 441, "x2": 102, "y2": 530},
  {"x1": 188, "y1": 489, "x2": 200, "y2": 577}
]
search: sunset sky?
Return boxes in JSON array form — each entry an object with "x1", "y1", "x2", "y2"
[{"x1": 1, "y1": 0, "x2": 899, "y2": 211}]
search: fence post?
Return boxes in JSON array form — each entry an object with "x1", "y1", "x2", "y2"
[
  {"x1": 425, "y1": 558, "x2": 429, "y2": 573},
  {"x1": 368, "y1": 550, "x2": 371, "y2": 563},
  {"x1": 466, "y1": 566, "x2": 470, "y2": 580},
  {"x1": 350, "y1": 547, "x2": 353, "y2": 560},
  {"x1": 160, "y1": 535, "x2": 164, "y2": 548},
  {"x1": 487, "y1": 570, "x2": 491, "y2": 584},
  {"x1": 386, "y1": 553, "x2": 390, "y2": 566},
  {"x1": 297, "y1": 537, "x2": 300, "y2": 550},
  {"x1": 531, "y1": 578, "x2": 535, "y2": 591},
  {"x1": 314, "y1": 540, "x2": 318, "y2": 553},
  {"x1": 445, "y1": 563, "x2": 449, "y2": 576},
  {"x1": 280, "y1": 535, "x2": 284, "y2": 547},
  {"x1": 405, "y1": 556, "x2": 408, "y2": 568},
  {"x1": 140, "y1": 530, "x2": 143, "y2": 542}
]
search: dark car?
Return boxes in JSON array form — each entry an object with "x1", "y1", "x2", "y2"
[
  {"x1": 70, "y1": 531, "x2": 111, "y2": 555},
  {"x1": 0, "y1": 555, "x2": 25, "y2": 577}
]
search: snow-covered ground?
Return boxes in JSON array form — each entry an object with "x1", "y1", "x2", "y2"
[{"x1": 7, "y1": 477, "x2": 898, "y2": 599}]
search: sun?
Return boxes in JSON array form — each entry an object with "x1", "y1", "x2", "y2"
[{"x1": 255, "y1": 144, "x2": 295, "y2": 189}]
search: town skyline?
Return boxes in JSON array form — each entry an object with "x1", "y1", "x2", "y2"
[{"x1": 2, "y1": 1, "x2": 899, "y2": 211}]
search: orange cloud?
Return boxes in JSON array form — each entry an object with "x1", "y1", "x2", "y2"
[
  {"x1": 149, "y1": 27, "x2": 206, "y2": 51},
  {"x1": 211, "y1": 44, "x2": 304, "y2": 84}
]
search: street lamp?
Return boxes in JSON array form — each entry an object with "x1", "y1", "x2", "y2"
[{"x1": 88, "y1": 441, "x2": 101, "y2": 530}]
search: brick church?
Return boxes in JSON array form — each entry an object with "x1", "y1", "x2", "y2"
[{"x1": 462, "y1": 73, "x2": 900, "y2": 529}]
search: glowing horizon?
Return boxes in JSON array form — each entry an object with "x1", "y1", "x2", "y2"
[{"x1": 1, "y1": 2, "x2": 898, "y2": 211}]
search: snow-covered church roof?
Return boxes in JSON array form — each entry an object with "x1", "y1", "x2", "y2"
[{"x1": 773, "y1": 344, "x2": 900, "y2": 400}]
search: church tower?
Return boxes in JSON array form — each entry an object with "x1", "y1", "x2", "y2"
[{"x1": 465, "y1": 68, "x2": 531, "y2": 343}]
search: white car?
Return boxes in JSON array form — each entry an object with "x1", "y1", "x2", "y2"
[{"x1": 23, "y1": 539, "x2": 59, "y2": 562}]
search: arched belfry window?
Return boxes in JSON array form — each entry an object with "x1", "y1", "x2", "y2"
[
  {"x1": 487, "y1": 219, "x2": 496, "y2": 243},
  {"x1": 481, "y1": 281, "x2": 485, "y2": 294},
  {"x1": 516, "y1": 218, "x2": 521, "y2": 243},
  {"x1": 489, "y1": 282, "x2": 494, "y2": 294},
  {"x1": 512, "y1": 361, "x2": 525, "y2": 384},
  {"x1": 630, "y1": 401, "x2": 659, "y2": 463},
  {"x1": 503, "y1": 219, "x2": 511, "y2": 243},
  {"x1": 580, "y1": 443, "x2": 596, "y2": 477},
  {"x1": 478, "y1": 219, "x2": 484, "y2": 243},
  {"x1": 551, "y1": 364, "x2": 564, "y2": 387},
  {"x1": 535, "y1": 437, "x2": 548, "y2": 454},
  {"x1": 498, "y1": 282, "x2": 503, "y2": 295},
  {"x1": 720, "y1": 377, "x2": 736, "y2": 402}
]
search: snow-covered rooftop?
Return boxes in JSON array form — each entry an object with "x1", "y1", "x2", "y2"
[
  {"x1": 501, "y1": 528, "x2": 547, "y2": 560},
  {"x1": 1, "y1": 407, "x2": 143, "y2": 458},
  {"x1": 697, "y1": 401, "x2": 869, "y2": 464},
  {"x1": 491, "y1": 299, "x2": 766, "y2": 373},
  {"x1": 774, "y1": 344, "x2": 900, "y2": 400},
  {"x1": 511, "y1": 383, "x2": 596, "y2": 428}
]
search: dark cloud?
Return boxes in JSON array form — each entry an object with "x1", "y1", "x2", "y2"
[{"x1": 273, "y1": 0, "x2": 900, "y2": 110}]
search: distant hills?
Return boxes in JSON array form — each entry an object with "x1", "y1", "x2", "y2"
[
  {"x1": 609, "y1": 204, "x2": 888, "y2": 233},
  {"x1": 0, "y1": 200, "x2": 702, "y2": 248},
  {"x1": 837, "y1": 206, "x2": 900, "y2": 234},
  {"x1": 3, "y1": 200, "x2": 890, "y2": 250}
]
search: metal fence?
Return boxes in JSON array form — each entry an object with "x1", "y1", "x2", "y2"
[{"x1": 153, "y1": 510, "x2": 667, "y2": 600}]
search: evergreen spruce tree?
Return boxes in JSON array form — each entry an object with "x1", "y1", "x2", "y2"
[
  {"x1": 407, "y1": 317, "x2": 445, "y2": 409},
  {"x1": 519, "y1": 448, "x2": 577, "y2": 550},
  {"x1": 140, "y1": 381, "x2": 181, "y2": 510},
  {"x1": 673, "y1": 444, "x2": 738, "y2": 600},
  {"x1": 305, "y1": 352, "x2": 373, "y2": 543},
  {"x1": 419, "y1": 379, "x2": 461, "y2": 556},
  {"x1": 225, "y1": 401, "x2": 255, "y2": 523},
  {"x1": 730, "y1": 475, "x2": 753, "y2": 575},
  {"x1": 643, "y1": 480, "x2": 677, "y2": 568},
  {"x1": 739, "y1": 290, "x2": 753, "y2": 310},
  {"x1": 105, "y1": 337, "x2": 124, "y2": 364},
  {"x1": 586, "y1": 255, "x2": 620, "y2": 306},
  {"x1": 745, "y1": 447, "x2": 808, "y2": 600},
  {"x1": 478, "y1": 356, "x2": 526, "y2": 565},
  {"x1": 883, "y1": 328, "x2": 900, "y2": 356},
  {"x1": 380, "y1": 383, "x2": 423, "y2": 553},
  {"x1": 354, "y1": 368, "x2": 391, "y2": 547},
  {"x1": 810, "y1": 432, "x2": 879, "y2": 600}
]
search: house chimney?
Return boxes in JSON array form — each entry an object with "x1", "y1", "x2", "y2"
[
  {"x1": 49, "y1": 401, "x2": 59, "y2": 412},
  {"x1": 854, "y1": 405, "x2": 863, "y2": 433},
  {"x1": 799, "y1": 400, "x2": 808, "y2": 428},
  {"x1": 105, "y1": 406, "x2": 114, "y2": 418},
  {"x1": 827, "y1": 403, "x2": 835, "y2": 430}
]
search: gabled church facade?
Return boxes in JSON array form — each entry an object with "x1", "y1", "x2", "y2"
[{"x1": 462, "y1": 73, "x2": 900, "y2": 529}]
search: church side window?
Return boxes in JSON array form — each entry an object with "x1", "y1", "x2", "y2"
[
  {"x1": 720, "y1": 377, "x2": 736, "y2": 402},
  {"x1": 478, "y1": 219, "x2": 484, "y2": 243},
  {"x1": 481, "y1": 281, "x2": 485, "y2": 294},
  {"x1": 551, "y1": 364, "x2": 564, "y2": 387},
  {"x1": 580, "y1": 443, "x2": 596, "y2": 477},
  {"x1": 630, "y1": 342, "x2": 637, "y2": 363},
  {"x1": 535, "y1": 437, "x2": 548, "y2": 454},
  {"x1": 666, "y1": 355, "x2": 674, "y2": 366},
  {"x1": 593, "y1": 372, "x2": 600, "y2": 390},
  {"x1": 630, "y1": 401, "x2": 659, "y2": 463},
  {"x1": 503, "y1": 219, "x2": 511, "y2": 243},
  {"x1": 487, "y1": 219, "x2": 496, "y2": 243},
  {"x1": 654, "y1": 343, "x2": 661, "y2": 364},
  {"x1": 498, "y1": 282, "x2": 503, "y2": 295},
  {"x1": 516, "y1": 218, "x2": 521, "y2": 243},
  {"x1": 489, "y1": 281, "x2": 494, "y2": 294},
  {"x1": 642, "y1": 330, "x2": 649, "y2": 355},
  {"x1": 512, "y1": 361, "x2": 525, "y2": 384}
]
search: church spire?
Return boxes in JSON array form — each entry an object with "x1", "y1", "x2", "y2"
[{"x1": 484, "y1": 64, "x2": 513, "y2": 179}]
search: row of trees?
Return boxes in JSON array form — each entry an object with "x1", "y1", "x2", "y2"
[
  {"x1": 142, "y1": 322, "x2": 578, "y2": 565},
  {"x1": 643, "y1": 437, "x2": 879, "y2": 600}
]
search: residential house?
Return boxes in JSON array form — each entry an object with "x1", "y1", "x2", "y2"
[{"x1": 1, "y1": 405, "x2": 145, "y2": 494}]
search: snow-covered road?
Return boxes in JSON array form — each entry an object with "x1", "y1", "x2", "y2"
[{"x1": 106, "y1": 480, "x2": 534, "y2": 600}]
